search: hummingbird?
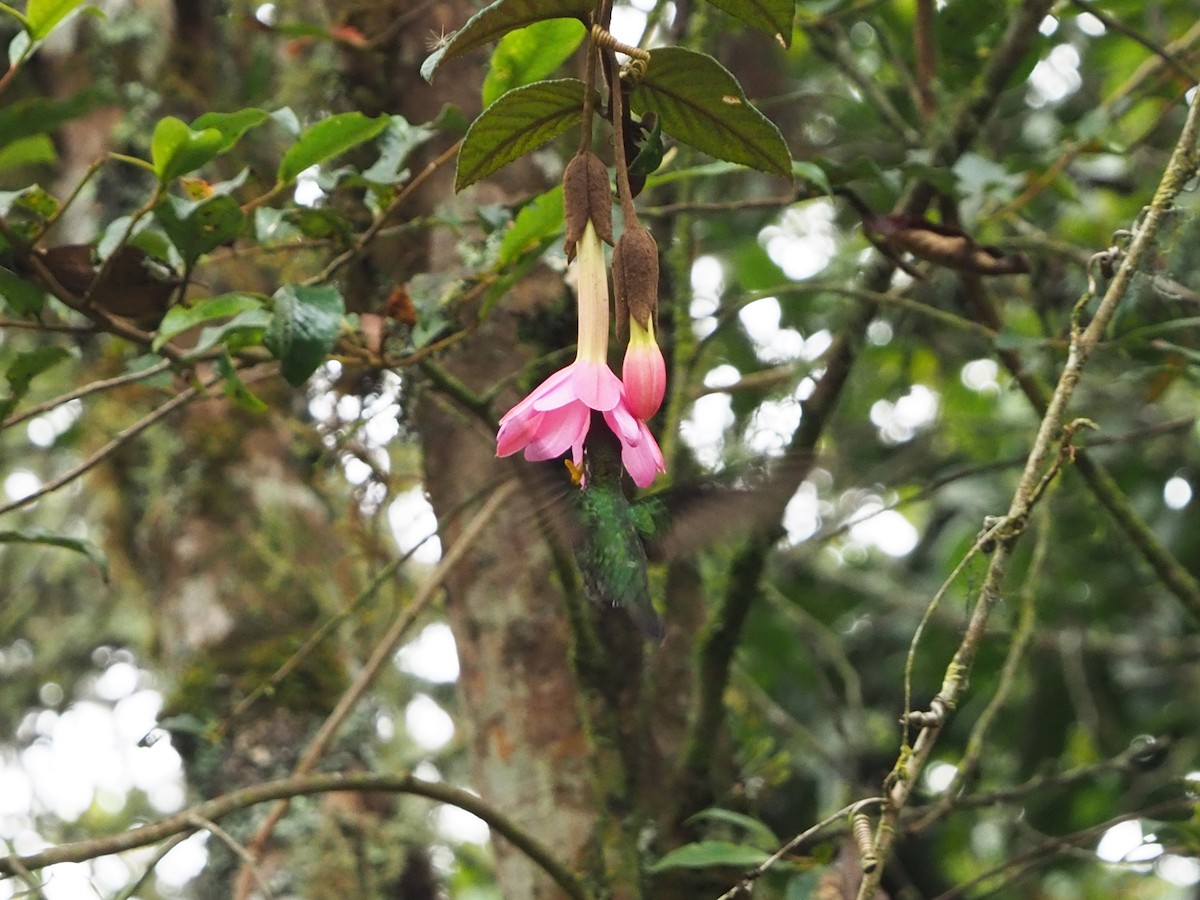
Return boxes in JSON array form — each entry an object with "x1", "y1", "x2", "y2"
[
  {"x1": 571, "y1": 412, "x2": 666, "y2": 642},
  {"x1": 561, "y1": 412, "x2": 816, "y2": 642}
]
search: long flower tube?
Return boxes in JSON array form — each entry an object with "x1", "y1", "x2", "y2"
[{"x1": 496, "y1": 221, "x2": 664, "y2": 487}]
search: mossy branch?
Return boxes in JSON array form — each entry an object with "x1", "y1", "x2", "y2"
[
  {"x1": 0, "y1": 771, "x2": 588, "y2": 900},
  {"x1": 857, "y1": 70, "x2": 1200, "y2": 899}
]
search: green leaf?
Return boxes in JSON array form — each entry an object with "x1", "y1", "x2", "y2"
[
  {"x1": 276, "y1": 112, "x2": 388, "y2": 185},
  {"x1": 361, "y1": 115, "x2": 435, "y2": 185},
  {"x1": 792, "y1": 160, "x2": 831, "y2": 195},
  {"x1": 265, "y1": 284, "x2": 345, "y2": 386},
  {"x1": 685, "y1": 808, "x2": 780, "y2": 850},
  {"x1": 0, "y1": 133, "x2": 56, "y2": 170},
  {"x1": 498, "y1": 184, "x2": 564, "y2": 266},
  {"x1": 150, "y1": 116, "x2": 225, "y2": 183},
  {"x1": 482, "y1": 18, "x2": 586, "y2": 107},
  {"x1": 285, "y1": 207, "x2": 353, "y2": 241},
  {"x1": 190, "y1": 108, "x2": 271, "y2": 154},
  {"x1": 701, "y1": 0, "x2": 794, "y2": 46},
  {"x1": 0, "y1": 345, "x2": 71, "y2": 419},
  {"x1": 0, "y1": 529, "x2": 108, "y2": 581},
  {"x1": 422, "y1": 0, "x2": 592, "y2": 82},
  {"x1": 7, "y1": 28, "x2": 30, "y2": 66},
  {"x1": 154, "y1": 193, "x2": 245, "y2": 264},
  {"x1": 647, "y1": 841, "x2": 770, "y2": 873},
  {"x1": 26, "y1": 0, "x2": 85, "y2": 40},
  {"x1": 456, "y1": 79, "x2": 588, "y2": 191},
  {"x1": 629, "y1": 47, "x2": 792, "y2": 179},
  {"x1": 154, "y1": 293, "x2": 266, "y2": 350},
  {"x1": 191, "y1": 307, "x2": 272, "y2": 357},
  {"x1": 0, "y1": 267, "x2": 45, "y2": 315},
  {"x1": 215, "y1": 352, "x2": 267, "y2": 413}
]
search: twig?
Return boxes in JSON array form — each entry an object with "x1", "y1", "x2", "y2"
[
  {"x1": 909, "y1": 509, "x2": 1048, "y2": 831},
  {"x1": 2, "y1": 360, "x2": 173, "y2": 431},
  {"x1": 913, "y1": 0, "x2": 936, "y2": 121},
  {"x1": 229, "y1": 520, "x2": 446, "y2": 722},
  {"x1": 857, "y1": 74, "x2": 1200, "y2": 899},
  {"x1": 0, "y1": 375, "x2": 218, "y2": 517},
  {"x1": 0, "y1": 771, "x2": 588, "y2": 900},
  {"x1": 929, "y1": 798, "x2": 1192, "y2": 900},
  {"x1": 186, "y1": 813, "x2": 273, "y2": 898},
  {"x1": 310, "y1": 140, "x2": 462, "y2": 285},
  {"x1": 110, "y1": 833, "x2": 191, "y2": 900},
  {"x1": 714, "y1": 798, "x2": 885, "y2": 899},
  {"x1": 905, "y1": 737, "x2": 1169, "y2": 827},
  {"x1": 1068, "y1": 0, "x2": 1198, "y2": 83},
  {"x1": 805, "y1": 22, "x2": 920, "y2": 146},
  {"x1": 231, "y1": 479, "x2": 519, "y2": 899}
]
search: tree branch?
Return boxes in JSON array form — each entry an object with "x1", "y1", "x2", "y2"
[
  {"x1": 232, "y1": 478, "x2": 519, "y2": 899},
  {"x1": 0, "y1": 772, "x2": 588, "y2": 900},
  {"x1": 857, "y1": 76, "x2": 1200, "y2": 898}
]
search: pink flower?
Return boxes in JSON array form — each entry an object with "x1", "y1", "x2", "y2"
[
  {"x1": 496, "y1": 221, "x2": 665, "y2": 487},
  {"x1": 621, "y1": 317, "x2": 666, "y2": 420}
]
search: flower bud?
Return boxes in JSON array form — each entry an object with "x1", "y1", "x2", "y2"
[
  {"x1": 563, "y1": 150, "x2": 613, "y2": 258},
  {"x1": 611, "y1": 223, "x2": 658, "y2": 341},
  {"x1": 622, "y1": 317, "x2": 666, "y2": 420}
]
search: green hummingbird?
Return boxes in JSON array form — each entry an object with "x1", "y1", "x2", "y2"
[
  {"x1": 572, "y1": 413, "x2": 666, "y2": 642},
  {"x1": 542, "y1": 415, "x2": 814, "y2": 642}
]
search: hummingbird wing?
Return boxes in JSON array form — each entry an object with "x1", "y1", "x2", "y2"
[{"x1": 646, "y1": 449, "x2": 818, "y2": 563}]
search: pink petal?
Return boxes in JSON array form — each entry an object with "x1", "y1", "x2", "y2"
[
  {"x1": 506, "y1": 366, "x2": 575, "y2": 419},
  {"x1": 570, "y1": 360, "x2": 622, "y2": 411},
  {"x1": 603, "y1": 401, "x2": 642, "y2": 446},
  {"x1": 525, "y1": 402, "x2": 590, "y2": 461},
  {"x1": 497, "y1": 409, "x2": 543, "y2": 457},
  {"x1": 620, "y1": 420, "x2": 666, "y2": 488}
]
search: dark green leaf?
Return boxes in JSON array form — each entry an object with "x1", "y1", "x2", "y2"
[
  {"x1": 151, "y1": 116, "x2": 225, "y2": 182},
  {"x1": 276, "y1": 112, "x2": 389, "y2": 185},
  {"x1": 0, "y1": 184, "x2": 60, "y2": 220},
  {"x1": 422, "y1": 0, "x2": 591, "y2": 82},
  {"x1": 190, "y1": 108, "x2": 271, "y2": 154},
  {"x1": 702, "y1": 0, "x2": 794, "y2": 46},
  {"x1": 0, "y1": 529, "x2": 108, "y2": 582},
  {"x1": 154, "y1": 194, "x2": 245, "y2": 264},
  {"x1": 647, "y1": 841, "x2": 770, "y2": 873},
  {"x1": 265, "y1": 284, "x2": 345, "y2": 386},
  {"x1": 0, "y1": 267, "x2": 46, "y2": 315},
  {"x1": 0, "y1": 88, "x2": 106, "y2": 153},
  {"x1": 155, "y1": 293, "x2": 267, "y2": 350},
  {"x1": 0, "y1": 345, "x2": 71, "y2": 419},
  {"x1": 685, "y1": 808, "x2": 780, "y2": 850},
  {"x1": 630, "y1": 47, "x2": 791, "y2": 179},
  {"x1": 456, "y1": 79, "x2": 589, "y2": 191},
  {"x1": 481, "y1": 18, "x2": 586, "y2": 107},
  {"x1": 285, "y1": 207, "x2": 353, "y2": 241},
  {"x1": 216, "y1": 352, "x2": 267, "y2": 413}
]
